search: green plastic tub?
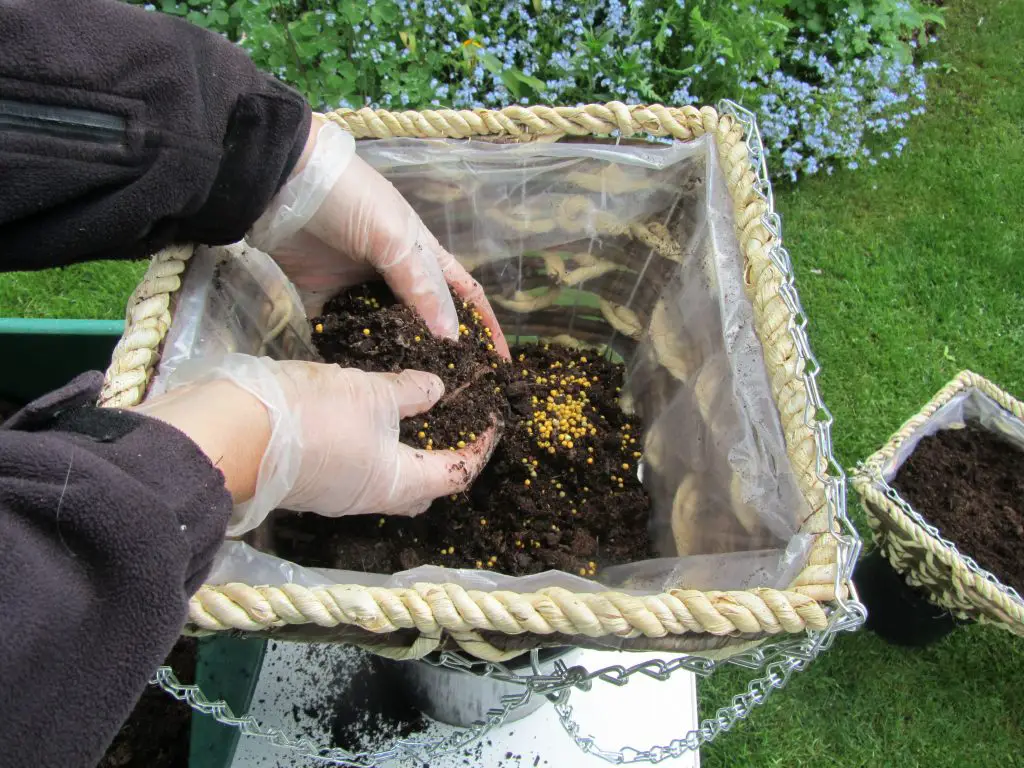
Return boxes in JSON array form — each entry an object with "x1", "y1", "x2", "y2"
[{"x1": 0, "y1": 318, "x2": 123, "y2": 405}]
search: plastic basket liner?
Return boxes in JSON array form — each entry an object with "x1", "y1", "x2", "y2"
[
  {"x1": 879, "y1": 388, "x2": 1024, "y2": 481},
  {"x1": 153, "y1": 134, "x2": 813, "y2": 602}
]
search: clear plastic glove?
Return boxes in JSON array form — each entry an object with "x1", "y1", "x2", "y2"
[
  {"x1": 249, "y1": 118, "x2": 510, "y2": 358},
  {"x1": 142, "y1": 354, "x2": 497, "y2": 536}
]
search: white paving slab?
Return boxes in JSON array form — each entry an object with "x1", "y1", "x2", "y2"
[{"x1": 231, "y1": 641, "x2": 699, "y2": 768}]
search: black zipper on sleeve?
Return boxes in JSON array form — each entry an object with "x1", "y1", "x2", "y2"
[{"x1": 0, "y1": 98, "x2": 126, "y2": 145}]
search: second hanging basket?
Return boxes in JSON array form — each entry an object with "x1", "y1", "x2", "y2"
[{"x1": 852, "y1": 370, "x2": 1024, "y2": 635}]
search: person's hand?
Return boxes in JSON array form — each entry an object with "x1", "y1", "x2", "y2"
[
  {"x1": 248, "y1": 118, "x2": 510, "y2": 359},
  {"x1": 135, "y1": 354, "x2": 497, "y2": 536},
  {"x1": 133, "y1": 377, "x2": 271, "y2": 508}
]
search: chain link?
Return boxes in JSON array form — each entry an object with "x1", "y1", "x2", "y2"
[
  {"x1": 152, "y1": 663, "x2": 534, "y2": 766},
  {"x1": 155, "y1": 100, "x2": 865, "y2": 765},
  {"x1": 860, "y1": 462, "x2": 1024, "y2": 607},
  {"x1": 719, "y1": 98, "x2": 862, "y2": 601},
  {"x1": 547, "y1": 605, "x2": 866, "y2": 764}
]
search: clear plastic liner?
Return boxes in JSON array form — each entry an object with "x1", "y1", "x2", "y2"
[
  {"x1": 881, "y1": 388, "x2": 1024, "y2": 480},
  {"x1": 150, "y1": 242, "x2": 316, "y2": 397},
  {"x1": 157, "y1": 134, "x2": 814, "y2": 602},
  {"x1": 207, "y1": 540, "x2": 808, "y2": 594}
]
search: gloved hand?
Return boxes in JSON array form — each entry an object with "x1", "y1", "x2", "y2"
[
  {"x1": 248, "y1": 118, "x2": 510, "y2": 358},
  {"x1": 137, "y1": 354, "x2": 497, "y2": 536}
]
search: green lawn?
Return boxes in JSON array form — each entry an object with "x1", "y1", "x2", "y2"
[
  {"x1": 701, "y1": 0, "x2": 1024, "y2": 765},
  {"x1": 2, "y1": 0, "x2": 1021, "y2": 764},
  {"x1": 0, "y1": 260, "x2": 144, "y2": 320}
]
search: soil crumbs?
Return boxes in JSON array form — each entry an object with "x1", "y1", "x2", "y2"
[
  {"x1": 290, "y1": 645, "x2": 425, "y2": 755},
  {"x1": 267, "y1": 643, "x2": 550, "y2": 768},
  {"x1": 273, "y1": 282, "x2": 653, "y2": 578},
  {"x1": 892, "y1": 422, "x2": 1024, "y2": 593},
  {"x1": 98, "y1": 638, "x2": 196, "y2": 768}
]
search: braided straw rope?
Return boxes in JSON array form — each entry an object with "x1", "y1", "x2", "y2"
[
  {"x1": 187, "y1": 583, "x2": 827, "y2": 661},
  {"x1": 851, "y1": 370, "x2": 1024, "y2": 635},
  {"x1": 99, "y1": 244, "x2": 194, "y2": 409},
  {"x1": 100, "y1": 103, "x2": 840, "y2": 658}
]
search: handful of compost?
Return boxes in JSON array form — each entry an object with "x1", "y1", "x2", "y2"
[
  {"x1": 272, "y1": 285, "x2": 655, "y2": 578},
  {"x1": 142, "y1": 354, "x2": 499, "y2": 536},
  {"x1": 146, "y1": 119, "x2": 510, "y2": 536},
  {"x1": 312, "y1": 282, "x2": 510, "y2": 455},
  {"x1": 248, "y1": 117, "x2": 510, "y2": 358}
]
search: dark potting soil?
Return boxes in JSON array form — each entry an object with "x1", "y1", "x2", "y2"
[
  {"x1": 97, "y1": 637, "x2": 196, "y2": 768},
  {"x1": 310, "y1": 281, "x2": 508, "y2": 448},
  {"x1": 892, "y1": 422, "x2": 1024, "y2": 593},
  {"x1": 272, "y1": 283, "x2": 653, "y2": 577}
]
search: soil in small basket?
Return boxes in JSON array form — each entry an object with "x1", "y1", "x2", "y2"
[
  {"x1": 892, "y1": 423, "x2": 1024, "y2": 593},
  {"x1": 271, "y1": 282, "x2": 654, "y2": 577},
  {"x1": 98, "y1": 637, "x2": 196, "y2": 768}
]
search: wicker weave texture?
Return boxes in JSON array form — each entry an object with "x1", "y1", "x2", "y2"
[
  {"x1": 852, "y1": 370, "x2": 1024, "y2": 636},
  {"x1": 99, "y1": 103, "x2": 842, "y2": 660}
]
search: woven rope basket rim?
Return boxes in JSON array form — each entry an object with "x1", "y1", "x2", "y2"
[
  {"x1": 851, "y1": 370, "x2": 1024, "y2": 634},
  {"x1": 99, "y1": 102, "x2": 849, "y2": 660}
]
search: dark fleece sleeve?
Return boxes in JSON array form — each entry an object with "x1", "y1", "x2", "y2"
[
  {"x1": 0, "y1": 0, "x2": 311, "y2": 270},
  {"x1": 0, "y1": 372, "x2": 232, "y2": 767}
]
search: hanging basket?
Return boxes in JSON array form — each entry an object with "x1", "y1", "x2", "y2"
[
  {"x1": 99, "y1": 101, "x2": 862, "y2": 663},
  {"x1": 852, "y1": 370, "x2": 1024, "y2": 635}
]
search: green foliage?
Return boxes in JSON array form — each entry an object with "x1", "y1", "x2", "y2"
[
  {"x1": 125, "y1": 1, "x2": 939, "y2": 111},
  {"x1": 123, "y1": 0, "x2": 943, "y2": 179},
  {"x1": 679, "y1": 1, "x2": 791, "y2": 97},
  {"x1": 791, "y1": 0, "x2": 945, "y2": 61}
]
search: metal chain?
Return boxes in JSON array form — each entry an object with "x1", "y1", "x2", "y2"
[
  {"x1": 152, "y1": 663, "x2": 534, "y2": 767},
  {"x1": 859, "y1": 462, "x2": 1024, "y2": 607},
  {"x1": 548, "y1": 605, "x2": 866, "y2": 764},
  {"x1": 524, "y1": 99, "x2": 864, "y2": 763},
  {"x1": 718, "y1": 99, "x2": 863, "y2": 595},
  {"x1": 153, "y1": 602, "x2": 866, "y2": 766},
  {"x1": 155, "y1": 100, "x2": 865, "y2": 765}
]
